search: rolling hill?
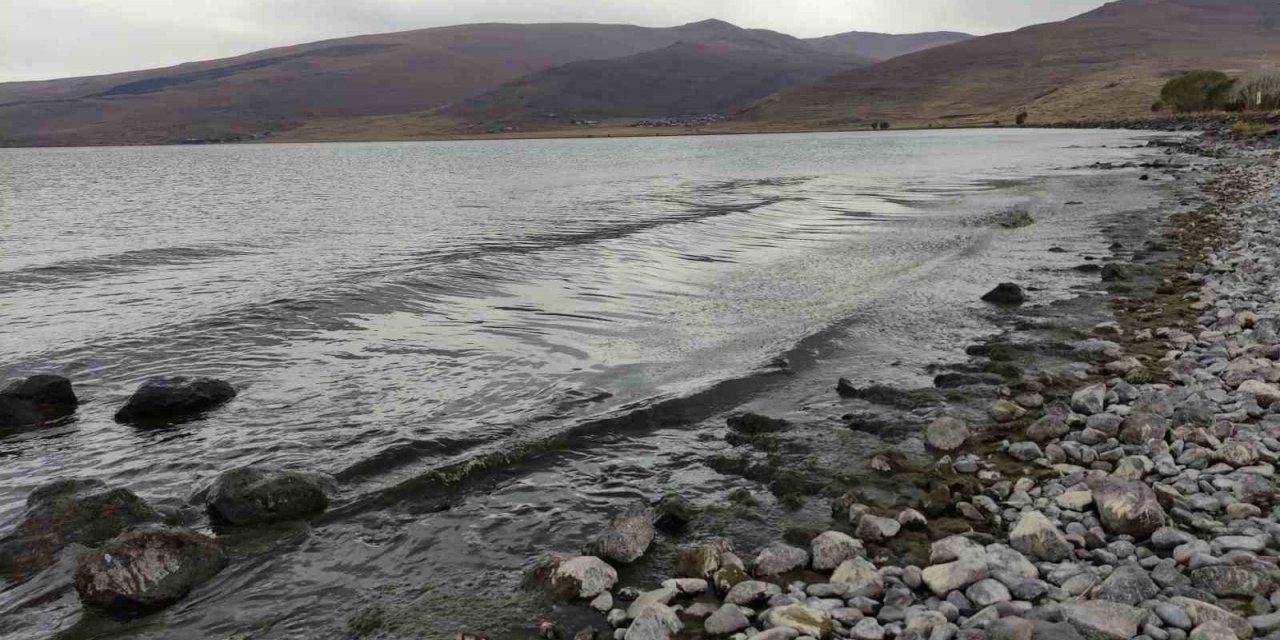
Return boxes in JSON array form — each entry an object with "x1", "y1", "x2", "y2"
[
  {"x1": 441, "y1": 25, "x2": 871, "y2": 132},
  {"x1": 0, "y1": 20, "x2": 784, "y2": 146},
  {"x1": 805, "y1": 31, "x2": 972, "y2": 61},
  {"x1": 744, "y1": 0, "x2": 1280, "y2": 130},
  {"x1": 0, "y1": 19, "x2": 970, "y2": 146}
]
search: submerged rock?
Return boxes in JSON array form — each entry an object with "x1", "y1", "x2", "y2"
[
  {"x1": 587, "y1": 502, "x2": 655, "y2": 564},
  {"x1": 0, "y1": 374, "x2": 78, "y2": 428},
  {"x1": 114, "y1": 376, "x2": 236, "y2": 425},
  {"x1": 982, "y1": 283, "x2": 1026, "y2": 306},
  {"x1": 925, "y1": 416, "x2": 971, "y2": 451},
  {"x1": 0, "y1": 478, "x2": 162, "y2": 579},
  {"x1": 205, "y1": 466, "x2": 330, "y2": 526},
  {"x1": 726, "y1": 413, "x2": 790, "y2": 434},
  {"x1": 75, "y1": 525, "x2": 227, "y2": 617}
]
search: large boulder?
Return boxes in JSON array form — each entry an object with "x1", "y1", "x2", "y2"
[
  {"x1": 982, "y1": 283, "x2": 1026, "y2": 305},
  {"x1": 753, "y1": 542, "x2": 809, "y2": 577},
  {"x1": 1060, "y1": 601, "x2": 1148, "y2": 640},
  {"x1": 1190, "y1": 562, "x2": 1276, "y2": 598},
  {"x1": 1071, "y1": 385, "x2": 1107, "y2": 416},
  {"x1": 768, "y1": 605, "x2": 834, "y2": 639},
  {"x1": 1169, "y1": 597, "x2": 1252, "y2": 639},
  {"x1": 1094, "y1": 563, "x2": 1159, "y2": 605},
  {"x1": 921, "y1": 548, "x2": 988, "y2": 596},
  {"x1": 587, "y1": 502, "x2": 655, "y2": 564},
  {"x1": 1009, "y1": 510, "x2": 1072, "y2": 562},
  {"x1": 624, "y1": 603, "x2": 681, "y2": 640},
  {"x1": 550, "y1": 556, "x2": 617, "y2": 599},
  {"x1": 925, "y1": 417, "x2": 971, "y2": 451},
  {"x1": 831, "y1": 557, "x2": 884, "y2": 598},
  {"x1": 1088, "y1": 475, "x2": 1166, "y2": 540},
  {"x1": 205, "y1": 466, "x2": 330, "y2": 526},
  {"x1": 114, "y1": 376, "x2": 236, "y2": 425},
  {"x1": 0, "y1": 479, "x2": 162, "y2": 579},
  {"x1": 0, "y1": 374, "x2": 78, "y2": 428},
  {"x1": 811, "y1": 531, "x2": 864, "y2": 571},
  {"x1": 704, "y1": 604, "x2": 751, "y2": 635},
  {"x1": 75, "y1": 525, "x2": 227, "y2": 617}
]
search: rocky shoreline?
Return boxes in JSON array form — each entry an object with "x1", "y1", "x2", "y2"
[{"x1": 519, "y1": 132, "x2": 1280, "y2": 640}]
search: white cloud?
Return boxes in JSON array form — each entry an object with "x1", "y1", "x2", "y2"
[{"x1": 0, "y1": 0, "x2": 1108, "y2": 82}]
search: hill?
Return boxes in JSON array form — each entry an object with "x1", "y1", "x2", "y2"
[
  {"x1": 441, "y1": 26, "x2": 870, "y2": 132},
  {"x1": 744, "y1": 0, "x2": 1280, "y2": 130},
  {"x1": 804, "y1": 31, "x2": 972, "y2": 61},
  {"x1": 0, "y1": 20, "x2": 783, "y2": 146}
]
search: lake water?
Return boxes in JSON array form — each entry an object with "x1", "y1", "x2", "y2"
[{"x1": 0, "y1": 129, "x2": 1166, "y2": 638}]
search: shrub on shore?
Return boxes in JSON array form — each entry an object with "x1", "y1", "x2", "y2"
[{"x1": 1160, "y1": 70, "x2": 1236, "y2": 112}]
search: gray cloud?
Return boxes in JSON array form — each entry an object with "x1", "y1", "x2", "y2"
[{"x1": 1, "y1": 0, "x2": 1108, "y2": 82}]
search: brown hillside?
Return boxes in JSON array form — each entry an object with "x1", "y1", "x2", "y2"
[
  {"x1": 746, "y1": 0, "x2": 1280, "y2": 130},
  {"x1": 805, "y1": 31, "x2": 973, "y2": 61},
  {"x1": 0, "y1": 21, "x2": 775, "y2": 146},
  {"x1": 443, "y1": 26, "x2": 870, "y2": 131}
]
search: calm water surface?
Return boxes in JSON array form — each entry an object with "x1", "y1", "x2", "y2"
[{"x1": 0, "y1": 129, "x2": 1164, "y2": 638}]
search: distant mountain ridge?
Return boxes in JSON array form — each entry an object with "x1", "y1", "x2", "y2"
[
  {"x1": 0, "y1": 19, "x2": 965, "y2": 146},
  {"x1": 746, "y1": 0, "x2": 1280, "y2": 129},
  {"x1": 805, "y1": 31, "x2": 973, "y2": 61}
]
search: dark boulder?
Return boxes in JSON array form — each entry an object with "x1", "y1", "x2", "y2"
[
  {"x1": 0, "y1": 374, "x2": 78, "y2": 428},
  {"x1": 653, "y1": 494, "x2": 695, "y2": 534},
  {"x1": 726, "y1": 413, "x2": 789, "y2": 434},
  {"x1": 75, "y1": 525, "x2": 227, "y2": 617},
  {"x1": 114, "y1": 376, "x2": 236, "y2": 425},
  {"x1": 1101, "y1": 264, "x2": 1132, "y2": 282},
  {"x1": 205, "y1": 466, "x2": 330, "y2": 526},
  {"x1": 981, "y1": 283, "x2": 1025, "y2": 306},
  {"x1": 586, "y1": 502, "x2": 655, "y2": 564},
  {"x1": 0, "y1": 479, "x2": 162, "y2": 579}
]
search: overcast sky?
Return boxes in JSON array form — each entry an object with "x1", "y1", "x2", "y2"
[{"x1": 2, "y1": 0, "x2": 1110, "y2": 82}]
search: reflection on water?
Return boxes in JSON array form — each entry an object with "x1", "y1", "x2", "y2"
[{"x1": 0, "y1": 129, "x2": 1159, "y2": 638}]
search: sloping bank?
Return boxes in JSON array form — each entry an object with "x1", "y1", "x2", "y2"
[{"x1": 518, "y1": 132, "x2": 1280, "y2": 640}]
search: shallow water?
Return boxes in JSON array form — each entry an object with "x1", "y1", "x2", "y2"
[{"x1": 0, "y1": 129, "x2": 1169, "y2": 638}]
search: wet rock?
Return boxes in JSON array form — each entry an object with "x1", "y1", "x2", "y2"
[
  {"x1": 704, "y1": 604, "x2": 751, "y2": 635},
  {"x1": 587, "y1": 502, "x2": 655, "y2": 564},
  {"x1": 925, "y1": 417, "x2": 971, "y2": 451},
  {"x1": 811, "y1": 531, "x2": 864, "y2": 571},
  {"x1": 982, "y1": 283, "x2": 1026, "y2": 306},
  {"x1": 677, "y1": 538, "x2": 734, "y2": 579},
  {"x1": 1094, "y1": 563, "x2": 1159, "y2": 605},
  {"x1": 1071, "y1": 384, "x2": 1107, "y2": 416},
  {"x1": 921, "y1": 548, "x2": 988, "y2": 596},
  {"x1": 626, "y1": 587, "x2": 677, "y2": 620},
  {"x1": 1101, "y1": 264, "x2": 1132, "y2": 282},
  {"x1": 727, "y1": 413, "x2": 790, "y2": 434},
  {"x1": 0, "y1": 478, "x2": 162, "y2": 579},
  {"x1": 1007, "y1": 441, "x2": 1043, "y2": 462},
  {"x1": 768, "y1": 605, "x2": 833, "y2": 639},
  {"x1": 1088, "y1": 475, "x2": 1166, "y2": 540},
  {"x1": 113, "y1": 376, "x2": 237, "y2": 425},
  {"x1": 991, "y1": 400, "x2": 1028, "y2": 423},
  {"x1": 1060, "y1": 601, "x2": 1147, "y2": 640},
  {"x1": 1009, "y1": 510, "x2": 1073, "y2": 562},
  {"x1": 205, "y1": 466, "x2": 330, "y2": 526},
  {"x1": 753, "y1": 542, "x2": 808, "y2": 577},
  {"x1": 0, "y1": 374, "x2": 78, "y2": 428},
  {"x1": 75, "y1": 525, "x2": 227, "y2": 617},
  {"x1": 551, "y1": 556, "x2": 617, "y2": 599},
  {"x1": 854, "y1": 514, "x2": 901, "y2": 543},
  {"x1": 653, "y1": 494, "x2": 694, "y2": 533}
]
